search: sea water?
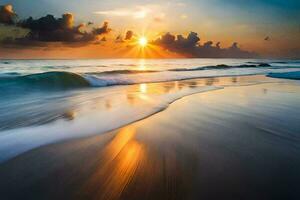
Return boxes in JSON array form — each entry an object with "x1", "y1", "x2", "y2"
[{"x1": 0, "y1": 58, "x2": 299, "y2": 162}]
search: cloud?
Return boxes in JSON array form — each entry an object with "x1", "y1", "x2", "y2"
[
  {"x1": 92, "y1": 21, "x2": 111, "y2": 35},
  {"x1": 125, "y1": 30, "x2": 134, "y2": 40},
  {"x1": 0, "y1": 4, "x2": 17, "y2": 25},
  {"x1": 0, "y1": 23, "x2": 28, "y2": 41},
  {"x1": 18, "y1": 13, "x2": 111, "y2": 43},
  {"x1": 113, "y1": 30, "x2": 134, "y2": 43},
  {"x1": 154, "y1": 32, "x2": 257, "y2": 58},
  {"x1": 0, "y1": 5, "x2": 111, "y2": 46},
  {"x1": 153, "y1": 13, "x2": 166, "y2": 22},
  {"x1": 95, "y1": 6, "x2": 151, "y2": 19},
  {"x1": 159, "y1": 32, "x2": 176, "y2": 44},
  {"x1": 0, "y1": 4, "x2": 259, "y2": 58},
  {"x1": 115, "y1": 34, "x2": 124, "y2": 43},
  {"x1": 61, "y1": 13, "x2": 74, "y2": 29},
  {"x1": 203, "y1": 41, "x2": 213, "y2": 48}
]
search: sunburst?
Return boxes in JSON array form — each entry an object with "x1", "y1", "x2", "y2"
[{"x1": 138, "y1": 37, "x2": 148, "y2": 47}]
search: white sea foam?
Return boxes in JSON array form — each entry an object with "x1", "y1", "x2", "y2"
[
  {"x1": 0, "y1": 85, "x2": 221, "y2": 162},
  {"x1": 83, "y1": 67, "x2": 300, "y2": 87}
]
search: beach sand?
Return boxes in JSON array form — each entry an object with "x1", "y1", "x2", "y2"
[{"x1": 1, "y1": 76, "x2": 300, "y2": 200}]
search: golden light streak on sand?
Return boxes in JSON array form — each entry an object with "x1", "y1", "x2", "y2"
[
  {"x1": 83, "y1": 126, "x2": 146, "y2": 200},
  {"x1": 139, "y1": 83, "x2": 147, "y2": 94},
  {"x1": 1, "y1": 75, "x2": 296, "y2": 200}
]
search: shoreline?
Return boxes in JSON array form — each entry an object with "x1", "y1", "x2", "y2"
[
  {"x1": 0, "y1": 75, "x2": 285, "y2": 163},
  {"x1": 1, "y1": 77, "x2": 300, "y2": 199}
]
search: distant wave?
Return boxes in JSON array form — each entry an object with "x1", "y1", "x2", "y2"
[
  {"x1": 42, "y1": 65, "x2": 109, "y2": 69},
  {"x1": 247, "y1": 61, "x2": 300, "y2": 64},
  {"x1": 246, "y1": 62, "x2": 274, "y2": 65},
  {"x1": 44, "y1": 66, "x2": 72, "y2": 69},
  {"x1": 116, "y1": 64, "x2": 138, "y2": 67},
  {"x1": 268, "y1": 62, "x2": 288, "y2": 64},
  {"x1": 274, "y1": 61, "x2": 300, "y2": 64},
  {"x1": 267, "y1": 71, "x2": 300, "y2": 80},
  {"x1": 168, "y1": 63, "x2": 272, "y2": 72},
  {"x1": 90, "y1": 69, "x2": 158, "y2": 75},
  {"x1": 0, "y1": 72, "x2": 21, "y2": 77}
]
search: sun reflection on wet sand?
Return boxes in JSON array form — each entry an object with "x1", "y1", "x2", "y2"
[
  {"x1": 120, "y1": 75, "x2": 270, "y2": 107},
  {"x1": 139, "y1": 83, "x2": 147, "y2": 93},
  {"x1": 83, "y1": 126, "x2": 145, "y2": 200},
  {"x1": 0, "y1": 75, "x2": 295, "y2": 200}
]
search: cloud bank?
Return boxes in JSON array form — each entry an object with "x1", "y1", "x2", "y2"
[
  {"x1": 0, "y1": 4, "x2": 111, "y2": 46},
  {"x1": 18, "y1": 14, "x2": 111, "y2": 43},
  {"x1": 0, "y1": 4, "x2": 257, "y2": 58},
  {"x1": 154, "y1": 32, "x2": 257, "y2": 58}
]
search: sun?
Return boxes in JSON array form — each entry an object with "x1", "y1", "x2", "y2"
[{"x1": 138, "y1": 37, "x2": 148, "y2": 47}]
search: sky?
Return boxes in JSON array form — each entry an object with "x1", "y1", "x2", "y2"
[{"x1": 0, "y1": 0, "x2": 299, "y2": 58}]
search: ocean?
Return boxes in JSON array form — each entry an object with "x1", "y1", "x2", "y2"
[{"x1": 0, "y1": 58, "x2": 299, "y2": 162}]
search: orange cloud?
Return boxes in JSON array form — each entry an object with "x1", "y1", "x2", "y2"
[{"x1": 0, "y1": 4, "x2": 17, "y2": 24}]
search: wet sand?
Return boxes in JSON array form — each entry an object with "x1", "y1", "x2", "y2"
[{"x1": 1, "y1": 76, "x2": 300, "y2": 200}]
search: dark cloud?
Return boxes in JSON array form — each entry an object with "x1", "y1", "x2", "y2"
[
  {"x1": 125, "y1": 30, "x2": 133, "y2": 40},
  {"x1": 114, "y1": 30, "x2": 134, "y2": 43},
  {"x1": 0, "y1": 4, "x2": 111, "y2": 46},
  {"x1": 92, "y1": 21, "x2": 111, "y2": 35},
  {"x1": 203, "y1": 41, "x2": 213, "y2": 48},
  {"x1": 115, "y1": 34, "x2": 123, "y2": 43},
  {"x1": 18, "y1": 14, "x2": 111, "y2": 43},
  {"x1": 0, "y1": 4, "x2": 17, "y2": 25},
  {"x1": 154, "y1": 32, "x2": 257, "y2": 58},
  {"x1": 159, "y1": 32, "x2": 175, "y2": 44}
]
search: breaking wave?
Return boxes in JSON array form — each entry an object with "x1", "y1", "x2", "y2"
[
  {"x1": 0, "y1": 71, "x2": 91, "y2": 89},
  {"x1": 1, "y1": 63, "x2": 300, "y2": 90}
]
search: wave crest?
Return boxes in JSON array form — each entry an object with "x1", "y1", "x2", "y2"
[
  {"x1": 0, "y1": 71, "x2": 90, "y2": 89},
  {"x1": 89, "y1": 69, "x2": 158, "y2": 75}
]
